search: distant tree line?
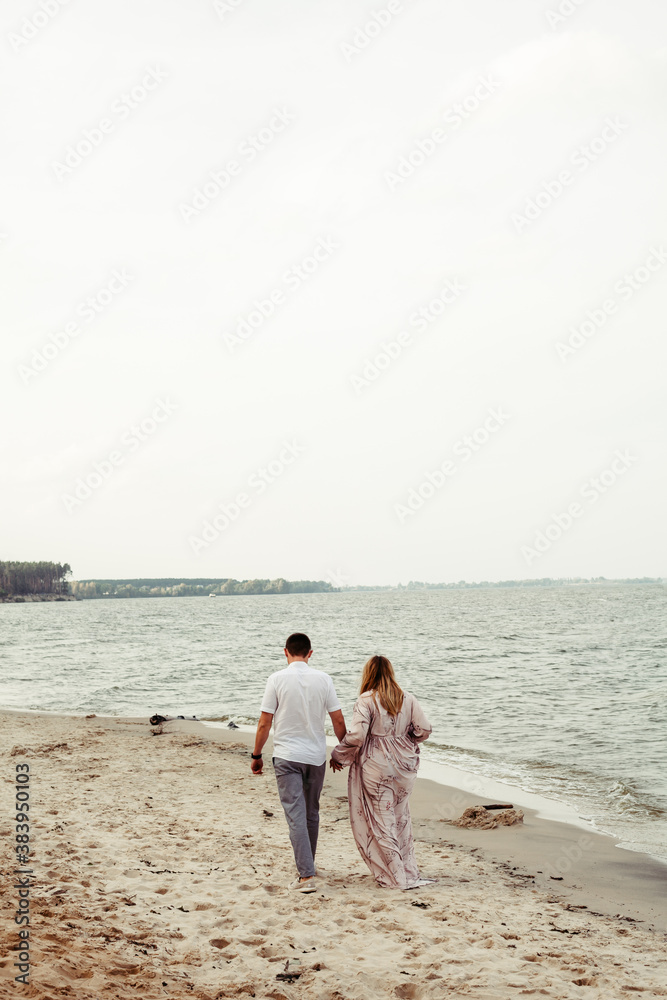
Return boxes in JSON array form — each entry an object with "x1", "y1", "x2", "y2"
[
  {"x1": 398, "y1": 577, "x2": 663, "y2": 589},
  {"x1": 0, "y1": 561, "x2": 72, "y2": 597},
  {"x1": 70, "y1": 578, "x2": 336, "y2": 599},
  {"x1": 10, "y1": 569, "x2": 658, "y2": 602},
  {"x1": 344, "y1": 577, "x2": 663, "y2": 591}
]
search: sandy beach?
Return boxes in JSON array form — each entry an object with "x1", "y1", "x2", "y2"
[{"x1": 2, "y1": 710, "x2": 666, "y2": 999}]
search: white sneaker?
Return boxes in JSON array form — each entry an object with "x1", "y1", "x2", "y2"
[{"x1": 288, "y1": 877, "x2": 318, "y2": 893}]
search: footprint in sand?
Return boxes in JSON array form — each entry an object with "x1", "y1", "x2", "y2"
[{"x1": 209, "y1": 938, "x2": 232, "y2": 949}]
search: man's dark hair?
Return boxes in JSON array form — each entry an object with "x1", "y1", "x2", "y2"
[{"x1": 285, "y1": 632, "x2": 311, "y2": 657}]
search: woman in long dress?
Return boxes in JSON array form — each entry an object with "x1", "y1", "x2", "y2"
[{"x1": 330, "y1": 655, "x2": 432, "y2": 889}]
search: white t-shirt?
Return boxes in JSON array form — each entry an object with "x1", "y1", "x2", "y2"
[{"x1": 260, "y1": 661, "x2": 341, "y2": 766}]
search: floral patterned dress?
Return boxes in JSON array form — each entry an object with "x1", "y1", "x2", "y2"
[{"x1": 331, "y1": 690, "x2": 432, "y2": 889}]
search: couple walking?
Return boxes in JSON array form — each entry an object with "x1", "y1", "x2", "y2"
[{"x1": 251, "y1": 632, "x2": 433, "y2": 893}]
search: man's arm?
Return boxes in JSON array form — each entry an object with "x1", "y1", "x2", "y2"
[
  {"x1": 251, "y1": 711, "x2": 273, "y2": 774},
  {"x1": 329, "y1": 709, "x2": 346, "y2": 743}
]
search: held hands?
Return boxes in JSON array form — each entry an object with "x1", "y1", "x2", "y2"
[{"x1": 329, "y1": 757, "x2": 343, "y2": 772}]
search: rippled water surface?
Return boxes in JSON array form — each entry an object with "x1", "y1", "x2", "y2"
[{"x1": 1, "y1": 585, "x2": 665, "y2": 860}]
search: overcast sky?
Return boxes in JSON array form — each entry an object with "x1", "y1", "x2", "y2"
[{"x1": 2, "y1": 0, "x2": 666, "y2": 585}]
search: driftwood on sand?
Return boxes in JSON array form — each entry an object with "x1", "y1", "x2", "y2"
[{"x1": 448, "y1": 805, "x2": 524, "y2": 829}]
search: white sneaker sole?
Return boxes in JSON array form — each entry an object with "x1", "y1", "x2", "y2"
[{"x1": 289, "y1": 879, "x2": 318, "y2": 893}]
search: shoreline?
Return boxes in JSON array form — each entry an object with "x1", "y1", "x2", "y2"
[
  {"x1": 176, "y1": 717, "x2": 667, "y2": 933},
  {"x1": 0, "y1": 594, "x2": 77, "y2": 603},
  {"x1": 5, "y1": 707, "x2": 666, "y2": 863},
  {"x1": 4, "y1": 708, "x2": 666, "y2": 934},
  {"x1": 1, "y1": 580, "x2": 662, "y2": 605}
]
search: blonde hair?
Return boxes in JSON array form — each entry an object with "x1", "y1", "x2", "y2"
[{"x1": 360, "y1": 655, "x2": 404, "y2": 716}]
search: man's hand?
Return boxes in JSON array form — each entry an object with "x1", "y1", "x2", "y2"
[{"x1": 251, "y1": 711, "x2": 273, "y2": 775}]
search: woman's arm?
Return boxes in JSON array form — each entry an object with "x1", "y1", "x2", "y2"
[
  {"x1": 330, "y1": 697, "x2": 372, "y2": 768},
  {"x1": 409, "y1": 695, "x2": 432, "y2": 744}
]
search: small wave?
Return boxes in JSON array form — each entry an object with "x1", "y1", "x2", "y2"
[
  {"x1": 426, "y1": 741, "x2": 499, "y2": 763},
  {"x1": 426, "y1": 745, "x2": 667, "y2": 827},
  {"x1": 201, "y1": 714, "x2": 257, "y2": 727},
  {"x1": 607, "y1": 780, "x2": 667, "y2": 819}
]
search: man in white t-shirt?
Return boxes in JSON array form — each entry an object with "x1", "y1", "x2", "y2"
[{"x1": 251, "y1": 632, "x2": 346, "y2": 893}]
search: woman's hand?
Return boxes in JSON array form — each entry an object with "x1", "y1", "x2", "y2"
[{"x1": 329, "y1": 757, "x2": 343, "y2": 772}]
